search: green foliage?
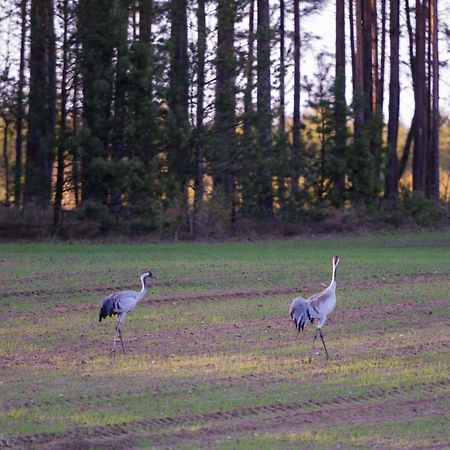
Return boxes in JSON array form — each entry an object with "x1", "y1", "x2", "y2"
[{"x1": 369, "y1": 187, "x2": 447, "y2": 228}]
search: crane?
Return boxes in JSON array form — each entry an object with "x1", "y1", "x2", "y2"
[
  {"x1": 289, "y1": 256, "x2": 340, "y2": 362},
  {"x1": 99, "y1": 271, "x2": 157, "y2": 354}
]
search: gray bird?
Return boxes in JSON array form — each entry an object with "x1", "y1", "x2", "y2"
[
  {"x1": 99, "y1": 271, "x2": 157, "y2": 354},
  {"x1": 290, "y1": 256, "x2": 340, "y2": 361}
]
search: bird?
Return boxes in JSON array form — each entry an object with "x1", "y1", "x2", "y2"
[
  {"x1": 99, "y1": 271, "x2": 157, "y2": 354},
  {"x1": 289, "y1": 256, "x2": 340, "y2": 362}
]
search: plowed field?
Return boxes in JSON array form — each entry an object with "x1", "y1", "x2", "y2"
[{"x1": 1, "y1": 232, "x2": 449, "y2": 448}]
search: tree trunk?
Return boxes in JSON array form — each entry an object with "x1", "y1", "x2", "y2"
[
  {"x1": 256, "y1": 0, "x2": 272, "y2": 215},
  {"x1": 243, "y1": 0, "x2": 255, "y2": 134},
  {"x1": 398, "y1": 111, "x2": 416, "y2": 180},
  {"x1": 14, "y1": 0, "x2": 27, "y2": 208},
  {"x1": 193, "y1": 0, "x2": 206, "y2": 233},
  {"x1": 139, "y1": 0, "x2": 153, "y2": 94},
  {"x1": 333, "y1": 0, "x2": 346, "y2": 205},
  {"x1": 427, "y1": 0, "x2": 439, "y2": 200},
  {"x1": 72, "y1": 51, "x2": 80, "y2": 208},
  {"x1": 412, "y1": 0, "x2": 427, "y2": 193},
  {"x1": 110, "y1": 0, "x2": 129, "y2": 216},
  {"x1": 24, "y1": 0, "x2": 56, "y2": 207},
  {"x1": 291, "y1": 0, "x2": 301, "y2": 197},
  {"x1": 353, "y1": 0, "x2": 364, "y2": 136},
  {"x1": 168, "y1": 0, "x2": 189, "y2": 179},
  {"x1": 214, "y1": 0, "x2": 236, "y2": 204},
  {"x1": 279, "y1": 0, "x2": 285, "y2": 136},
  {"x1": 384, "y1": 0, "x2": 400, "y2": 201},
  {"x1": 2, "y1": 120, "x2": 11, "y2": 206},
  {"x1": 53, "y1": 0, "x2": 70, "y2": 229},
  {"x1": 168, "y1": 0, "x2": 190, "y2": 230}
]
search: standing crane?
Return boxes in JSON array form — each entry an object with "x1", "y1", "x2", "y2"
[
  {"x1": 289, "y1": 256, "x2": 340, "y2": 361},
  {"x1": 99, "y1": 271, "x2": 157, "y2": 354}
]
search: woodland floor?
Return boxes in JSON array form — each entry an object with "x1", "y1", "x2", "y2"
[{"x1": 0, "y1": 232, "x2": 449, "y2": 449}]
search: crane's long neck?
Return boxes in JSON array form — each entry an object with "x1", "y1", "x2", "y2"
[
  {"x1": 137, "y1": 276, "x2": 148, "y2": 303},
  {"x1": 329, "y1": 261, "x2": 337, "y2": 288}
]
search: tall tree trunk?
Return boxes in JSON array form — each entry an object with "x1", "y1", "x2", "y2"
[
  {"x1": 168, "y1": 0, "x2": 189, "y2": 172},
  {"x1": 279, "y1": 0, "x2": 285, "y2": 136},
  {"x1": 353, "y1": 0, "x2": 364, "y2": 136},
  {"x1": 428, "y1": 0, "x2": 439, "y2": 200},
  {"x1": 2, "y1": 120, "x2": 11, "y2": 206},
  {"x1": 14, "y1": 0, "x2": 27, "y2": 208},
  {"x1": 291, "y1": 0, "x2": 301, "y2": 197},
  {"x1": 384, "y1": 0, "x2": 400, "y2": 201},
  {"x1": 24, "y1": 0, "x2": 56, "y2": 207},
  {"x1": 256, "y1": 0, "x2": 272, "y2": 215},
  {"x1": 193, "y1": 0, "x2": 206, "y2": 233},
  {"x1": 139, "y1": 0, "x2": 153, "y2": 93},
  {"x1": 398, "y1": 112, "x2": 416, "y2": 179},
  {"x1": 110, "y1": 0, "x2": 129, "y2": 216},
  {"x1": 378, "y1": 0, "x2": 386, "y2": 120},
  {"x1": 214, "y1": 0, "x2": 236, "y2": 208},
  {"x1": 72, "y1": 48, "x2": 80, "y2": 208},
  {"x1": 277, "y1": 0, "x2": 287, "y2": 208},
  {"x1": 168, "y1": 0, "x2": 189, "y2": 230},
  {"x1": 53, "y1": 0, "x2": 70, "y2": 229},
  {"x1": 243, "y1": 0, "x2": 255, "y2": 134},
  {"x1": 362, "y1": 0, "x2": 373, "y2": 124},
  {"x1": 333, "y1": 0, "x2": 346, "y2": 205},
  {"x1": 412, "y1": 0, "x2": 427, "y2": 193}
]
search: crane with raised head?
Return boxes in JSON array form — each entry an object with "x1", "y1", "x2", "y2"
[
  {"x1": 99, "y1": 271, "x2": 157, "y2": 354},
  {"x1": 290, "y1": 256, "x2": 340, "y2": 361}
]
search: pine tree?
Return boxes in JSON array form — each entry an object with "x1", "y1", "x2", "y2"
[{"x1": 24, "y1": 0, "x2": 56, "y2": 206}]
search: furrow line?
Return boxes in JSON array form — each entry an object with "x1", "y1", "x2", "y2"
[
  {"x1": 3, "y1": 337, "x2": 450, "y2": 412},
  {"x1": 4, "y1": 378, "x2": 449, "y2": 448}
]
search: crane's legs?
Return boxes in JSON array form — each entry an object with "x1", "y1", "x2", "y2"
[
  {"x1": 308, "y1": 329, "x2": 319, "y2": 362},
  {"x1": 318, "y1": 329, "x2": 329, "y2": 359},
  {"x1": 308, "y1": 328, "x2": 329, "y2": 362},
  {"x1": 111, "y1": 319, "x2": 126, "y2": 355}
]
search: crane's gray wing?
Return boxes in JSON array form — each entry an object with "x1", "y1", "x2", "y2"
[
  {"x1": 307, "y1": 290, "x2": 330, "y2": 315},
  {"x1": 98, "y1": 291, "x2": 137, "y2": 322},
  {"x1": 99, "y1": 293, "x2": 120, "y2": 322},
  {"x1": 290, "y1": 297, "x2": 320, "y2": 332}
]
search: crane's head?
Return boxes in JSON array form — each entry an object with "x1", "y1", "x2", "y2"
[
  {"x1": 333, "y1": 255, "x2": 340, "y2": 267},
  {"x1": 141, "y1": 270, "x2": 157, "y2": 287}
]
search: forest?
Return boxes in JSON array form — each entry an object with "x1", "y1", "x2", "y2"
[{"x1": 0, "y1": 0, "x2": 449, "y2": 238}]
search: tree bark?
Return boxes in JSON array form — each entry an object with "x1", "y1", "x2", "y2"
[
  {"x1": 214, "y1": 0, "x2": 236, "y2": 201},
  {"x1": 398, "y1": 111, "x2": 416, "y2": 180},
  {"x1": 333, "y1": 0, "x2": 346, "y2": 204},
  {"x1": 291, "y1": 0, "x2": 301, "y2": 196},
  {"x1": 168, "y1": 0, "x2": 189, "y2": 179},
  {"x1": 24, "y1": 0, "x2": 56, "y2": 206},
  {"x1": 279, "y1": 0, "x2": 285, "y2": 136},
  {"x1": 427, "y1": 0, "x2": 439, "y2": 200},
  {"x1": 53, "y1": 0, "x2": 70, "y2": 229},
  {"x1": 256, "y1": 0, "x2": 273, "y2": 215},
  {"x1": 193, "y1": 0, "x2": 206, "y2": 233},
  {"x1": 243, "y1": 0, "x2": 255, "y2": 135},
  {"x1": 384, "y1": 0, "x2": 400, "y2": 201},
  {"x1": 412, "y1": 0, "x2": 427, "y2": 193},
  {"x1": 2, "y1": 120, "x2": 11, "y2": 206},
  {"x1": 14, "y1": 0, "x2": 27, "y2": 208}
]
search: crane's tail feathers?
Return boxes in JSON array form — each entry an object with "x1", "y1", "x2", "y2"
[
  {"x1": 290, "y1": 298, "x2": 313, "y2": 333},
  {"x1": 99, "y1": 296, "x2": 118, "y2": 322}
]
